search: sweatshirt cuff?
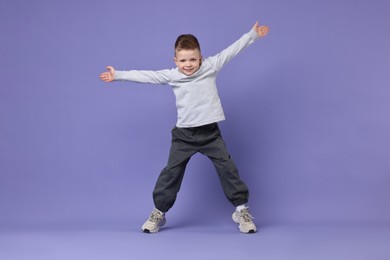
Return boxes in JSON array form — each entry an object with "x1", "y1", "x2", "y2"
[
  {"x1": 114, "y1": 70, "x2": 124, "y2": 81},
  {"x1": 248, "y1": 28, "x2": 260, "y2": 40}
]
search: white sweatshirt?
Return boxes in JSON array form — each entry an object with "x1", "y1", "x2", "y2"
[{"x1": 114, "y1": 29, "x2": 259, "y2": 128}]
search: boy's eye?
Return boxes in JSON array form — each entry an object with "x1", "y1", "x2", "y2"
[{"x1": 178, "y1": 59, "x2": 197, "y2": 63}]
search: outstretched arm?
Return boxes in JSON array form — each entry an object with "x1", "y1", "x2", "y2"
[
  {"x1": 252, "y1": 21, "x2": 270, "y2": 38},
  {"x1": 100, "y1": 65, "x2": 173, "y2": 85},
  {"x1": 99, "y1": 66, "x2": 115, "y2": 82},
  {"x1": 209, "y1": 20, "x2": 270, "y2": 71}
]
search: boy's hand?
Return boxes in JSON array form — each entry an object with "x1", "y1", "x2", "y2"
[
  {"x1": 253, "y1": 21, "x2": 270, "y2": 38},
  {"x1": 99, "y1": 66, "x2": 115, "y2": 82}
]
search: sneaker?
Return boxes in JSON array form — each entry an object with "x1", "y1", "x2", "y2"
[
  {"x1": 142, "y1": 208, "x2": 166, "y2": 233},
  {"x1": 232, "y1": 207, "x2": 257, "y2": 233}
]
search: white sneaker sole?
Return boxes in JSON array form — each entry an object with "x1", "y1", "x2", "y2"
[{"x1": 142, "y1": 219, "x2": 166, "y2": 233}]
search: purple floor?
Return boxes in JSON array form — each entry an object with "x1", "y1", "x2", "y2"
[{"x1": 1, "y1": 222, "x2": 389, "y2": 260}]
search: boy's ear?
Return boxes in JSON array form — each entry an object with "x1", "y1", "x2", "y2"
[{"x1": 174, "y1": 57, "x2": 180, "y2": 67}]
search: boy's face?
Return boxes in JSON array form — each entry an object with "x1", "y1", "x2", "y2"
[{"x1": 174, "y1": 49, "x2": 202, "y2": 76}]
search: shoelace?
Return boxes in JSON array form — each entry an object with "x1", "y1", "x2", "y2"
[
  {"x1": 240, "y1": 209, "x2": 254, "y2": 222},
  {"x1": 150, "y1": 211, "x2": 164, "y2": 223}
]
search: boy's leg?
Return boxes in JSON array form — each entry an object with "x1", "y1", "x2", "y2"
[
  {"x1": 199, "y1": 124, "x2": 256, "y2": 233},
  {"x1": 143, "y1": 127, "x2": 196, "y2": 233},
  {"x1": 199, "y1": 124, "x2": 249, "y2": 207},
  {"x1": 152, "y1": 127, "x2": 197, "y2": 213}
]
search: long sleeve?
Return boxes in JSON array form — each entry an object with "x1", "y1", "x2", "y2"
[
  {"x1": 207, "y1": 29, "x2": 259, "y2": 71},
  {"x1": 114, "y1": 69, "x2": 173, "y2": 85}
]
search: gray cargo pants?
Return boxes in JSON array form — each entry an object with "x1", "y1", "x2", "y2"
[{"x1": 153, "y1": 123, "x2": 249, "y2": 212}]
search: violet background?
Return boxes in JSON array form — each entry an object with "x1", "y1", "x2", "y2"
[{"x1": 1, "y1": 0, "x2": 390, "y2": 245}]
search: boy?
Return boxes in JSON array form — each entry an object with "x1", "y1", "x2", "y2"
[{"x1": 100, "y1": 21, "x2": 270, "y2": 233}]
